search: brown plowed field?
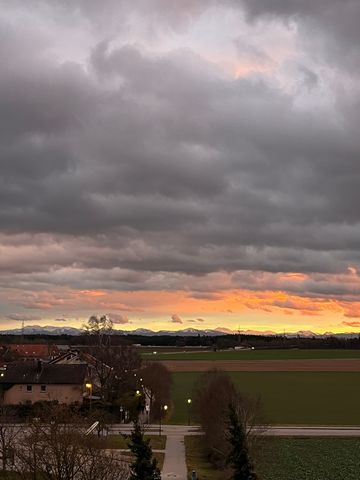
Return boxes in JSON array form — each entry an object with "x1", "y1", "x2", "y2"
[{"x1": 161, "y1": 359, "x2": 360, "y2": 372}]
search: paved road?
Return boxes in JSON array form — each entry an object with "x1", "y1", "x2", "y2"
[
  {"x1": 109, "y1": 424, "x2": 201, "y2": 436},
  {"x1": 110, "y1": 424, "x2": 360, "y2": 479},
  {"x1": 109, "y1": 423, "x2": 360, "y2": 437},
  {"x1": 6, "y1": 423, "x2": 360, "y2": 437}
]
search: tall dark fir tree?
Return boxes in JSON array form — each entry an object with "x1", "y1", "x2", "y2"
[
  {"x1": 128, "y1": 421, "x2": 161, "y2": 480},
  {"x1": 227, "y1": 404, "x2": 257, "y2": 480}
]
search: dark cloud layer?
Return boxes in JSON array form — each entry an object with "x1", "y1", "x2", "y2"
[
  {"x1": 240, "y1": 0, "x2": 360, "y2": 68},
  {"x1": 1, "y1": 0, "x2": 360, "y2": 310}
]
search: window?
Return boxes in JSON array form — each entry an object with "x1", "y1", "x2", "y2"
[
  {"x1": 40, "y1": 385, "x2": 46, "y2": 392},
  {"x1": 26, "y1": 385, "x2": 32, "y2": 392}
]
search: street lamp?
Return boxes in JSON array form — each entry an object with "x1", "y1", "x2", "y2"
[
  {"x1": 85, "y1": 383, "x2": 93, "y2": 411},
  {"x1": 159, "y1": 404, "x2": 168, "y2": 436},
  {"x1": 145, "y1": 404, "x2": 150, "y2": 423},
  {"x1": 135, "y1": 389, "x2": 143, "y2": 413},
  {"x1": 187, "y1": 398, "x2": 192, "y2": 426}
]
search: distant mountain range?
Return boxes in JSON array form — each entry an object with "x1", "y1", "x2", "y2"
[
  {"x1": 0, "y1": 325, "x2": 359, "y2": 338},
  {"x1": 0, "y1": 325, "x2": 82, "y2": 336}
]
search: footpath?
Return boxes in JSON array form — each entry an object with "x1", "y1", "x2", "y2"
[
  {"x1": 110, "y1": 424, "x2": 200, "y2": 479},
  {"x1": 109, "y1": 423, "x2": 360, "y2": 478},
  {"x1": 161, "y1": 434, "x2": 187, "y2": 479}
]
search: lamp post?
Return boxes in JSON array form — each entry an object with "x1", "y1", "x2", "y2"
[
  {"x1": 159, "y1": 404, "x2": 168, "y2": 436},
  {"x1": 187, "y1": 398, "x2": 192, "y2": 425},
  {"x1": 135, "y1": 389, "x2": 142, "y2": 414},
  {"x1": 119, "y1": 405, "x2": 124, "y2": 423},
  {"x1": 85, "y1": 383, "x2": 93, "y2": 411}
]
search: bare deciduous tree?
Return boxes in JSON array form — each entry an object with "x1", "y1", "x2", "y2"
[
  {"x1": 83, "y1": 315, "x2": 114, "y2": 347},
  {"x1": 0, "y1": 408, "x2": 21, "y2": 473},
  {"x1": 88, "y1": 345, "x2": 142, "y2": 403},
  {"x1": 140, "y1": 362, "x2": 172, "y2": 421},
  {"x1": 15, "y1": 409, "x2": 129, "y2": 480},
  {"x1": 193, "y1": 370, "x2": 264, "y2": 470}
]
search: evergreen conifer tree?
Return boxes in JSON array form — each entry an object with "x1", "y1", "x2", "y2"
[
  {"x1": 227, "y1": 404, "x2": 257, "y2": 480},
  {"x1": 128, "y1": 421, "x2": 161, "y2": 480}
]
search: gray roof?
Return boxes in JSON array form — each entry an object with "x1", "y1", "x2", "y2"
[{"x1": 0, "y1": 362, "x2": 87, "y2": 385}]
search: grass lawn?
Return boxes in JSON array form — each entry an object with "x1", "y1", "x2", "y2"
[
  {"x1": 171, "y1": 372, "x2": 360, "y2": 425},
  {"x1": 185, "y1": 436, "x2": 360, "y2": 480},
  {"x1": 151, "y1": 348, "x2": 360, "y2": 361},
  {"x1": 101, "y1": 434, "x2": 166, "y2": 450},
  {"x1": 153, "y1": 452, "x2": 165, "y2": 470},
  {"x1": 185, "y1": 436, "x2": 225, "y2": 480}
]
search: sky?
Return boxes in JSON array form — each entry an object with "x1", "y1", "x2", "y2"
[{"x1": 1, "y1": 0, "x2": 360, "y2": 334}]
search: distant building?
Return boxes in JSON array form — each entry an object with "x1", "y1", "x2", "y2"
[
  {"x1": 0, "y1": 361, "x2": 87, "y2": 405},
  {"x1": 6, "y1": 344, "x2": 60, "y2": 361}
]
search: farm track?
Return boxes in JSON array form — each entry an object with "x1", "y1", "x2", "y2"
[{"x1": 161, "y1": 358, "x2": 360, "y2": 372}]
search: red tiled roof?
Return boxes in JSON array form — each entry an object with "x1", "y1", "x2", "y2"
[{"x1": 8, "y1": 344, "x2": 60, "y2": 358}]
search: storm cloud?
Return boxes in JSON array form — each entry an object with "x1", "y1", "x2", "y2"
[{"x1": 1, "y1": 1, "x2": 360, "y2": 328}]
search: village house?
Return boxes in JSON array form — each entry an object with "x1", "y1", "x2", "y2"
[
  {"x1": 0, "y1": 361, "x2": 87, "y2": 405},
  {"x1": 49, "y1": 350, "x2": 111, "y2": 395}
]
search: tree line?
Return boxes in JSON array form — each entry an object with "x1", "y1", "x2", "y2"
[{"x1": 1, "y1": 331, "x2": 359, "y2": 350}]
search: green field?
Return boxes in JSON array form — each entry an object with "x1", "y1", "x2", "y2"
[
  {"x1": 146, "y1": 348, "x2": 360, "y2": 361},
  {"x1": 171, "y1": 372, "x2": 360, "y2": 425},
  {"x1": 257, "y1": 437, "x2": 360, "y2": 480},
  {"x1": 185, "y1": 436, "x2": 360, "y2": 480}
]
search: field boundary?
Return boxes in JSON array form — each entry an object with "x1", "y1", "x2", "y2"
[{"x1": 162, "y1": 358, "x2": 360, "y2": 371}]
